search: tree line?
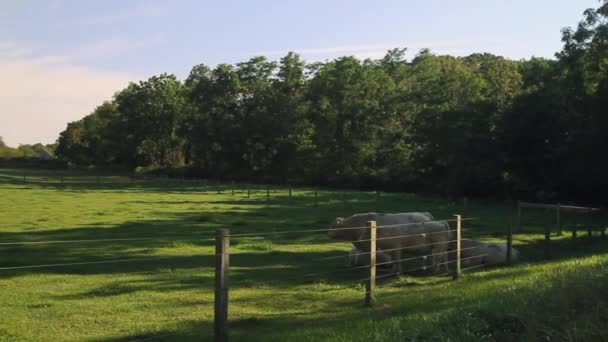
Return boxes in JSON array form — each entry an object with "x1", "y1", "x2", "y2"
[{"x1": 56, "y1": 2, "x2": 608, "y2": 203}]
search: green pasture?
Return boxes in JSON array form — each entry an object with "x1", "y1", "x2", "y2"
[{"x1": 0, "y1": 168, "x2": 607, "y2": 341}]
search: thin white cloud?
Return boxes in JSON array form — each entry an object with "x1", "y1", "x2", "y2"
[
  {"x1": 0, "y1": 42, "x2": 137, "y2": 147},
  {"x1": 70, "y1": 34, "x2": 166, "y2": 60},
  {"x1": 248, "y1": 38, "x2": 508, "y2": 61},
  {"x1": 0, "y1": 41, "x2": 33, "y2": 59}
]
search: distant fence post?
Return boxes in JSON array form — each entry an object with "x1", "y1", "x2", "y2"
[
  {"x1": 288, "y1": 187, "x2": 292, "y2": 200},
  {"x1": 266, "y1": 188, "x2": 270, "y2": 201},
  {"x1": 516, "y1": 201, "x2": 522, "y2": 232},
  {"x1": 453, "y1": 215, "x2": 462, "y2": 280},
  {"x1": 214, "y1": 229, "x2": 230, "y2": 342},
  {"x1": 544, "y1": 221, "x2": 551, "y2": 260},
  {"x1": 365, "y1": 220, "x2": 376, "y2": 306},
  {"x1": 314, "y1": 191, "x2": 318, "y2": 207},
  {"x1": 23, "y1": 174, "x2": 26, "y2": 183},
  {"x1": 247, "y1": 188, "x2": 250, "y2": 199},
  {"x1": 556, "y1": 203, "x2": 562, "y2": 235},
  {"x1": 60, "y1": 175, "x2": 64, "y2": 185},
  {"x1": 231, "y1": 181, "x2": 235, "y2": 196},
  {"x1": 506, "y1": 208, "x2": 513, "y2": 265}
]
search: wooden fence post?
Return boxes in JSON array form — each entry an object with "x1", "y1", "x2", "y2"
[
  {"x1": 365, "y1": 221, "x2": 376, "y2": 307},
  {"x1": 266, "y1": 189, "x2": 270, "y2": 201},
  {"x1": 507, "y1": 209, "x2": 513, "y2": 265},
  {"x1": 288, "y1": 188, "x2": 292, "y2": 200},
  {"x1": 231, "y1": 181, "x2": 235, "y2": 196},
  {"x1": 544, "y1": 221, "x2": 551, "y2": 260},
  {"x1": 453, "y1": 215, "x2": 462, "y2": 279},
  {"x1": 247, "y1": 188, "x2": 250, "y2": 199},
  {"x1": 60, "y1": 175, "x2": 64, "y2": 185},
  {"x1": 572, "y1": 225, "x2": 578, "y2": 240},
  {"x1": 314, "y1": 191, "x2": 318, "y2": 207},
  {"x1": 23, "y1": 174, "x2": 26, "y2": 183},
  {"x1": 214, "y1": 229, "x2": 230, "y2": 342},
  {"x1": 516, "y1": 201, "x2": 522, "y2": 233},
  {"x1": 556, "y1": 204, "x2": 562, "y2": 235}
]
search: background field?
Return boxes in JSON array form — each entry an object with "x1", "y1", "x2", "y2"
[{"x1": 1, "y1": 168, "x2": 607, "y2": 341}]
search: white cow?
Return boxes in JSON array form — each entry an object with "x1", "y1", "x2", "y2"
[
  {"x1": 457, "y1": 239, "x2": 520, "y2": 267},
  {"x1": 329, "y1": 212, "x2": 451, "y2": 274}
]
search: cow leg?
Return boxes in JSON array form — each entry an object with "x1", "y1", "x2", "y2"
[
  {"x1": 431, "y1": 247, "x2": 439, "y2": 274},
  {"x1": 393, "y1": 248, "x2": 403, "y2": 275},
  {"x1": 440, "y1": 250, "x2": 448, "y2": 273}
]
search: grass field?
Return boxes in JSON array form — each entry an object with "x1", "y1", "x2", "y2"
[{"x1": 1, "y1": 168, "x2": 607, "y2": 341}]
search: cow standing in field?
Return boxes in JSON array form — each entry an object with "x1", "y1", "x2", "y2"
[{"x1": 329, "y1": 212, "x2": 451, "y2": 274}]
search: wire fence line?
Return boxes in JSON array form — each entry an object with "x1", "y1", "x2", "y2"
[
  {"x1": 303, "y1": 247, "x2": 461, "y2": 277},
  {"x1": 0, "y1": 217, "x2": 480, "y2": 272},
  {"x1": 316, "y1": 233, "x2": 472, "y2": 261},
  {"x1": 0, "y1": 256, "x2": 189, "y2": 271},
  {"x1": 403, "y1": 262, "x2": 487, "y2": 281},
  {"x1": 211, "y1": 229, "x2": 471, "y2": 258},
  {"x1": 0, "y1": 217, "x2": 470, "y2": 247},
  {"x1": 368, "y1": 254, "x2": 489, "y2": 282},
  {"x1": 0, "y1": 235, "x2": 216, "y2": 246},
  {"x1": 226, "y1": 239, "x2": 483, "y2": 282},
  {"x1": 363, "y1": 245, "x2": 485, "y2": 269},
  {"x1": 308, "y1": 228, "x2": 470, "y2": 247},
  {"x1": 227, "y1": 218, "x2": 472, "y2": 238}
]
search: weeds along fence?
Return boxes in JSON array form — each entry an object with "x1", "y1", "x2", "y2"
[
  {"x1": 0, "y1": 215, "x2": 492, "y2": 341},
  {"x1": 515, "y1": 201, "x2": 607, "y2": 260}
]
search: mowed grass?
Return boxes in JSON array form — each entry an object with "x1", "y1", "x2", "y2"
[{"x1": 1, "y1": 168, "x2": 607, "y2": 341}]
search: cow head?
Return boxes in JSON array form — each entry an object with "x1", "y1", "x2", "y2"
[{"x1": 328, "y1": 217, "x2": 348, "y2": 240}]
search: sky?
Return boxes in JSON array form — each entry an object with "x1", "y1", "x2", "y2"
[{"x1": 0, "y1": 0, "x2": 601, "y2": 147}]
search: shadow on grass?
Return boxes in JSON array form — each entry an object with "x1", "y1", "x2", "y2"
[{"x1": 91, "y1": 320, "x2": 210, "y2": 342}]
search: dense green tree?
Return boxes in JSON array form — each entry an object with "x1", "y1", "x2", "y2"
[{"x1": 114, "y1": 74, "x2": 186, "y2": 168}]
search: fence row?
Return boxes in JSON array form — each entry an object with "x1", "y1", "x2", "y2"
[
  {"x1": 212, "y1": 214, "x2": 489, "y2": 342},
  {"x1": 516, "y1": 201, "x2": 607, "y2": 259}
]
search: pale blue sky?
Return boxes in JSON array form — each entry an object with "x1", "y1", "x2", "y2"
[{"x1": 0, "y1": 0, "x2": 601, "y2": 146}]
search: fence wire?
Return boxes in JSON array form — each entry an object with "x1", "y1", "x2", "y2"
[
  {"x1": 0, "y1": 235, "x2": 215, "y2": 246},
  {"x1": 227, "y1": 217, "x2": 478, "y2": 238},
  {"x1": 0, "y1": 256, "x2": 197, "y2": 271},
  {"x1": 363, "y1": 254, "x2": 489, "y2": 282}
]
